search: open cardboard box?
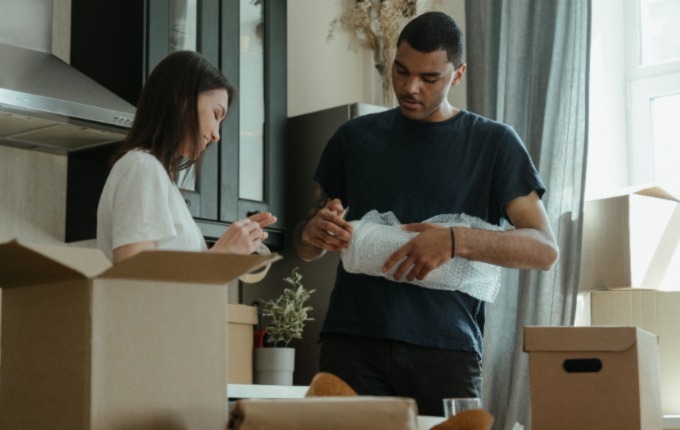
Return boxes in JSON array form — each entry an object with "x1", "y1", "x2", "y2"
[
  {"x1": 579, "y1": 186, "x2": 680, "y2": 291},
  {"x1": 524, "y1": 326, "x2": 662, "y2": 430},
  {"x1": 0, "y1": 239, "x2": 280, "y2": 430}
]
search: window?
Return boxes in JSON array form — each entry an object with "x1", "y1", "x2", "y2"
[
  {"x1": 639, "y1": 0, "x2": 680, "y2": 66},
  {"x1": 587, "y1": 0, "x2": 680, "y2": 199}
]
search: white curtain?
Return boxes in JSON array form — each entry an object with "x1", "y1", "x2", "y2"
[{"x1": 465, "y1": 1, "x2": 591, "y2": 428}]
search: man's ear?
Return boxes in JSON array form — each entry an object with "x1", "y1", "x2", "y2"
[{"x1": 451, "y1": 63, "x2": 467, "y2": 87}]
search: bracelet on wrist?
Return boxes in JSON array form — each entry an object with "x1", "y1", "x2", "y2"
[{"x1": 450, "y1": 227, "x2": 455, "y2": 259}]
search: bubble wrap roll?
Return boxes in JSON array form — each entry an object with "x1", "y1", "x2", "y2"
[{"x1": 340, "y1": 211, "x2": 502, "y2": 302}]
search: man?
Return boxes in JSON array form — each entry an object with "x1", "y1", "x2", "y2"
[{"x1": 294, "y1": 11, "x2": 558, "y2": 416}]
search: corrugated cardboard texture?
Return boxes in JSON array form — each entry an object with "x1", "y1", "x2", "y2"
[
  {"x1": 228, "y1": 303, "x2": 259, "y2": 324},
  {"x1": 227, "y1": 304, "x2": 258, "y2": 384},
  {"x1": 579, "y1": 189, "x2": 680, "y2": 291},
  {"x1": 524, "y1": 326, "x2": 662, "y2": 430},
  {"x1": 90, "y1": 278, "x2": 228, "y2": 429},
  {"x1": 576, "y1": 290, "x2": 680, "y2": 415},
  {"x1": 228, "y1": 397, "x2": 418, "y2": 430},
  {"x1": 0, "y1": 280, "x2": 92, "y2": 429}
]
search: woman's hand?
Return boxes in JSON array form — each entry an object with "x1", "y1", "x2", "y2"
[{"x1": 211, "y1": 212, "x2": 277, "y2": 255}]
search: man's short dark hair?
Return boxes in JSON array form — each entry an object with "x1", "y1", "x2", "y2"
[{"x1": 397, "y1": 11, "x2": 464, "y2": 68}]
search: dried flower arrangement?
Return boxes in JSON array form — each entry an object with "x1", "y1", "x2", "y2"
[{"x1": 328, "y1": 0, "x2": 442, "y2": 106}]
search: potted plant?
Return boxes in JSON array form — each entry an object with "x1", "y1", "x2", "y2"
[{"x1": 254, "y1": 267, "x2": 315, "y2": 385}]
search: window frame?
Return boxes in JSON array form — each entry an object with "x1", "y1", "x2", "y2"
[{"x1": 625, "y1": 0, "x2": 680, "y2": 186}]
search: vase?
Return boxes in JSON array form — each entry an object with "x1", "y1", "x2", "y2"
[
  {"x1": 373, "y1": 45, "x2": 395, "y2": 107},
  {"x1": 253, "y1": 347, "x2": 295, "y2": 385}
]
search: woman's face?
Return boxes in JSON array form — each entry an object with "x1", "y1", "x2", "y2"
[{"x1": 182, "y1": 88, "x2": 229, "y2": 159}]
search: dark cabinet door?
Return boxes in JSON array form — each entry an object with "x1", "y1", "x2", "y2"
[
  {"x1": 149, "y1": 0, "x2": 221, "y2": 222},
  {"x1": 219, "y1": 0, "x2": 286, "y2": 235}
]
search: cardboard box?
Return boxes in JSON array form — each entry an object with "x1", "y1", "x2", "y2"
[
  {"x1": 579, "y1": 186, "x2": 680, "y2": 291},
  {"x1": 0, "y1": 239, "x2": 279, "y2": 430},
  {"x1": 229, "y1": 397, "x2": 419, "y2": 430},
  {"x1": 576, "y1": 290, "x2": 680, "y2": 415},
  {"x1": 227, "y1": 304, "x2": 258, "y2": 384},
  {"x1": 524, "y1": 326, "x2": 662, "y2": 430}
]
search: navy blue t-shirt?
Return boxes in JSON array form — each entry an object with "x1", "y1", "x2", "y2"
[{"x1": 314, "y1": 108, "x2": 545, "y2": 354}]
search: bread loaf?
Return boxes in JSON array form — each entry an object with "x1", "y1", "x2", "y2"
[{"x1": 305, "y1": 372, "x2": 358, "y2": 397}]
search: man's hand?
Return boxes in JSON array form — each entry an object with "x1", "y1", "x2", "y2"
[
  {"x1": 301, "y1": 198, "x2": 353, "y2": 252},
  {"x1": 382, "y1": 223, "x2": 453, "y2": 282}
]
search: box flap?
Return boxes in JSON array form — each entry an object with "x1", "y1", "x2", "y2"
[
  {"x1": 228, "y1": 304, "x2": 259, "y2": 324},
  {"x1": 586, "y1": 184, "x2": 679, "y2": 202},
  {"x1": 98, "y1": 250, "x2": 281, "y2": 285},
  {"x1": 28, "y1": 243, "x2": 112, "y2": 277},
  {"x1": 523, "y1": 326, "x2": 639, "y2": 352},
  {"x1": 634, "y1": 186, "x2": 679, "y2": 202},
  {"x1": 0, "y1": 239, "x2": 109, "y2": 288}
]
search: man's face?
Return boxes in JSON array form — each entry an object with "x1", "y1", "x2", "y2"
[{"x1": 391, "y1": 42, "x2": 465, "y2": 122}]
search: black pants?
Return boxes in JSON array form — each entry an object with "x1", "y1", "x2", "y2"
[{"x1": 319, "y1": 332, "x2": 482, "y2": 417}]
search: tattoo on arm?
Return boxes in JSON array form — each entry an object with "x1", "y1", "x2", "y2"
[{"x1": 294, "y1": 186, "x2": 330, "y2": 261}]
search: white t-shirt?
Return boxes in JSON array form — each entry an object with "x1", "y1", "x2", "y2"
[{"x1": 97, "y1": 149, "x2": 207, "y2": 262}]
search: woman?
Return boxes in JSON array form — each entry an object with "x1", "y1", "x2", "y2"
[{"x1": 97, "y1": 50, "x2": 276, "y2": 265}]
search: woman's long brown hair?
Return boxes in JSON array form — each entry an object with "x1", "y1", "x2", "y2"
[{"x1": 113, "y1": 50, "x2": 236, "y2": 182}]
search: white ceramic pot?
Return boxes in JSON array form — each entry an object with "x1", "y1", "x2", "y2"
[{"x1": 253, "y1": 347, "x2": 295, "y2": 385}]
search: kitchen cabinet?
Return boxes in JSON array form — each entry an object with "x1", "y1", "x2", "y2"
[
  {"x1": 219, "y1": 0, "x2": 286, "y2": 236},
  {"x1": 69, "y1": 0, "x2": 285, "y2": 248}
]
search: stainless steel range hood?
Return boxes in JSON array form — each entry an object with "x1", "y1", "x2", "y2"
[{"x1": 0, "y1": 42, "x2": 135, "y2": 154}]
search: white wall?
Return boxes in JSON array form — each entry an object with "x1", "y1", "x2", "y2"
[
  {"x1": 0, "y1": 146, "x2": 68, "y2": 244},
  {"x1": 287, "y1": 0, "x2": 467, "y2": 116},
  {"x1": 0, "y1": 0, "x2": 52, "y2": 53},
  {"x1": 586, "y1": 0, "x2": 629, "y2": 199},
  {"x1": 287, "y1": 0, "x2": 369, "y2": 116}
]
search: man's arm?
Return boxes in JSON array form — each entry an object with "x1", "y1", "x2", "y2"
[
  {"x1": 294, "y1": 185, "x2": 353, "y2": 262},
  {"x1": 454, "y1": 191, "x2": 558, "y2": 268},
  {"x1": 383, "y1": 191, "x2": 559, "y2": 282}
]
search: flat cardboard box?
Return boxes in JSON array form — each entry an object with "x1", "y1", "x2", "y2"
[
  {"x1": 229, "y1": 397, "x2": 419, "y2": 430},
  {"x1": 227, "y1": 304, "x2": 258, "y2": 384},
  {"x1": 575, "y1": 290, "x2": 680, "y2": 415},
  {"x1": 0, "y1": 239, "x2": 279, "y2": 430},
  {"x1": 579, "y1": 186, "x2": 680, "y2": 291},
  {"x1": 524, "y1": 326, "x2": 662, "y2": 430}
]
